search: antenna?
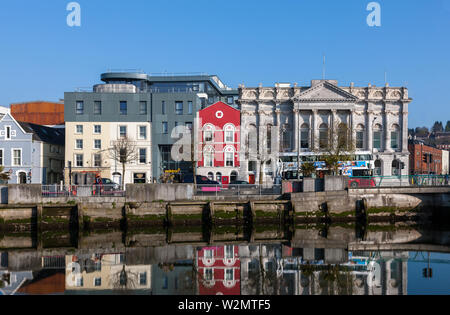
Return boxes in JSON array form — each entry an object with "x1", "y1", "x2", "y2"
[{"x1": 322, "y1": 54, "x2": 326, "y2": 80}]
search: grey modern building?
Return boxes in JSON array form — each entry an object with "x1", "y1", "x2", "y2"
[{"x1": 64, "y1": 71, "x2": 238, "y2": 183}]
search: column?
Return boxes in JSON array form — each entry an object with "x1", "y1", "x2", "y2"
[
  {"x1": 294, "y1": 109, "x2": 299, "y2": 153},
  {"x1": 312, "y1": 109, "x2": 319, "y2": 151},
  {"x1": 385, "y1": 110, "x2": 392, "y2": 152},
  {"x1": 331, "y1": 109, "x2": 337, "y2": 149},
  {"x1": 367, "y1": 110, "x2": 374, "y2": 152},
  {"x1": 402, "y1": 107, "x2": 409, "y2": 153},
  {"x1": 276, "y1": 109, "x2": 281, "y2": 153},
  {"x1": 351, "y1": 110, "x2": 357, "y2": 150}
]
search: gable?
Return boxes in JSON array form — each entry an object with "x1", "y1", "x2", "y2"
[
  {"x1": 293, "y1": 81, "x2": 358, "y2": 103},
  {"x1": 0, "y1": 113, "x2": 31, "y2": 140}
]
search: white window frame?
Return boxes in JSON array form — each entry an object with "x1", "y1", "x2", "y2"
[
  {"x1": 94, "y1": 125, "x2": 102, "y2": 134},
  {"x1": 76, "y1": 125, "x2": 83, "y2": 135},
  {"x1": 76, "y1": 139, "x2": 83, "y2": 150},
  {"x1": 94, "y1": 277, "x2": 102, "y2": 287},
  {"x1": 224, "y1": 146, "x2": 235, "y2": 167},
  {"x1": 203, "y1": 124, "x2": 215, "y2": 143},
  {"x1": 94, "y1": 139, "x2": 101, "y2": 150},
  {"x1": 75, "y1": 154, "x2": 83, "y2": 167},
  {"x1": 93, "y1": 153, "x2": 101, "y2": 167},
  {"x1": 138, "y1": 125, "x2": 147, "y2": 140},
  {"x1": 119, "y1": 126, "x2": 127, "y2": 138},
  {"x1": 224, "y1": 124, "x2": 235, "y2": 143},
  {"x1": 4, "y1": 126, "x2": 12, "y2": 140},
  {"x1": 138, "y1": 148, "x2": 147, "y2": 164},
  {"x1": 225, "y1": 268, "x2": 234, "y2": 281},
  {"x1": 12, "y1": 148, "x2": 22, "y2": 167},
  {"x1": 204, "y1": 146, "x2": 214, "y2": 167},
  {"x1": 204, "y1": 268, "x2": 214, "y2": 281}
]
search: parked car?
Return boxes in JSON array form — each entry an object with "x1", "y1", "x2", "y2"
[
  {"x1": 182, "y1": 175, "x2": 220, "y2": 185},
  {"x1": 229, "y1": 180, "x2": 257, "y2": 190},
  {"x1": 98, "y1": 178, "x2": 121, "y2": 193},
  {"x1": 348, "y1": 177, "x2": 376, "y2": 189}
]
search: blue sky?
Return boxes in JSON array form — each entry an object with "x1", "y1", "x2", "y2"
[{"x1": 0, "y1": 0, "x2": 449, "y2": 128}]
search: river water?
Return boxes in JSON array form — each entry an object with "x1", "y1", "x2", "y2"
[{"x1": 1, "y1": 226, "x2": 449, "y2": 295}]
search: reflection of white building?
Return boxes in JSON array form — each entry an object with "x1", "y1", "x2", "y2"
[
  {"x1": 65, "y1": 254, "x2": 151, "y2": 292},
  {"x1": 0, "y1": 270, "x2": 33, "y2": 295},
  {"x1": 238, "y1": 80, "x2": 411, "y2": 182}
]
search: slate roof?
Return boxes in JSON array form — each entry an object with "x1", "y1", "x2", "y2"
[{"x1": 17, "y1": 121, "x2": 65, "y2": 146}]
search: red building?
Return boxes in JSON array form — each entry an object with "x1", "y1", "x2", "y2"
[
  {"x1": 409, "y1": 141, "x2": 443, "y2": 175},
  {"x1": 197, "y1": 102, "x2": 241, "y2": 184},
  {"x1": 196, "y1": 245, "x2": 241, "y2": 295}
]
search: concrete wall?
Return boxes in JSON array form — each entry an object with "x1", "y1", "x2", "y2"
[
  {"x1": 7, "y1": 184, "x2": 42, "y2": 204},
  {"x1": 126, "y1": 184, "x2": 194, "y2": 202},
  {"x1": 324, "y1": 176, "x2": 349, "y2": 191}
]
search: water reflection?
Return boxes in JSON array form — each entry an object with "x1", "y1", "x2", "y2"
[{"x1": 1, "y1": 226, "x2": 450, "y2": 295}]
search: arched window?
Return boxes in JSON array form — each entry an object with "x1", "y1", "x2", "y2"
[
  {"x1": 373, "y1": 124, "x2": 383, "y2": 150},
  {"x1": 224, "y1": 146, "x2": 235, "y2": 167},
  {"x1": 230, "y1": 171, "x2": 238, "y2": 182},
  {"x1": 18, "y1": 172, "x2": 27, "y2": 184},
  {"x1": 338, "y1": 123, "x2": 350, "y2": 150},
  {"x1": 319, "y1": 123, "x2": 329, "y2": 149},
  {"x1": 356, "y1": 124, "x2": 365, "y2": 150},
  {"x1": 216, "y1": 172, "x2": 222, "y2": 183},
  {"x1": 374, "y1": 160, "x2": 382, "y2": 176},
  {"x1": 392, "y1": 160, "x2": 401, "y2": 176},
  {"x1": 204, "y1": 146, "x2": 214, "y2": 167},
  {"x1": 247, "y1": 124, "x2": 257, "y2": 157},
  {"x1": 281, "y1": 124, "x2": 291, "y2": 152},
  {"x1": 207, "y1": 172, "x2": 214, "y2": 181},
  {"x1": 391, "y1": 124, "x2": 400, "y2": 151},
  {"x1": 266, "y1": 124, "x2": 273, "y2": 154},
  {"x1": 300, "y1": 123, "x2": 310, "y2": 149},
  {"x1": 224, "y1": 124, "x2": 235, "y2": 143},
  {"x1": 203, "y1": 124, "x2": 215, "y2": 143}
]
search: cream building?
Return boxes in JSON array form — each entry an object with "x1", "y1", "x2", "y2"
[
  {"x1": 238, "y1": 80, "x2": 412, "y2": 183},
  {"x1": 64, "y1": 121, "x2": 152, "y2": 186}
]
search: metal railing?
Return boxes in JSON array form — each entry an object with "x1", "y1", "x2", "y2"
[
  {"x1": 195, "y1": 184, "x2": 282, "y2": 197},
  {"x1": 42, "y1": 185, "x2": 126, "y2": 198},
  {"x1": 347, "y1": 175, "x2": 450, "y2": 189}
]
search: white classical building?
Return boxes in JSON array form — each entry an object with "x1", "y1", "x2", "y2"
[{"x1": 237, "y1": 80, "x2": 412, "y2": 184}]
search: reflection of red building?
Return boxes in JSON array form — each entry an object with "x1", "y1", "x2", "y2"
[
  {"x1": 197, "y1": 245, "x2": 240, "y2": 295},
  {"x1": 11, "y1": 101, "x2": 65, "y2": 126},
  {"x1": 197, "y1": 102, "x2": 241, "y2": 184}
]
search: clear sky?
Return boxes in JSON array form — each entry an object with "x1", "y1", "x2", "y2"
[{"x1": 0, "y1": 0, "x2": 449, "y2": 128}]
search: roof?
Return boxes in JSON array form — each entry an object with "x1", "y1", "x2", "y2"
[{"x1": 17, "y1": 121, "x2": 65, "y2": 146}]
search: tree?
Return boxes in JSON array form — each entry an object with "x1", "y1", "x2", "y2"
[
  {"x1": 0, "y1": 166, "x2": 10, "y2": 184},
  {"x1": 432, "y1": 121, "x2": 444, "y2": 133},
  {"x1": 313, "y1": 122, "x2": 356, "y2": 176},
  {"x1": 415, "y1": 127, "x2": 429, "y2": 138},
  {"x1": 301, "y1": 162, "x2": 316, "y2": 178},
  {"x1": 108, "y1": 137, "x2": 138, "y2": 189},
  {"x1": 446, "y1": 121, "x2": 450, "y2": 132}
]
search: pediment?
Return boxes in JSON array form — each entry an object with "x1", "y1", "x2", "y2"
[{"x1": 293, "y1": 81, "x2": 358, "y2": 103}]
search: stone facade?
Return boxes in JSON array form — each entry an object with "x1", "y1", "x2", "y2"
[{"x1": 237, "y1": 80, "x2": 412, "y2": 183}]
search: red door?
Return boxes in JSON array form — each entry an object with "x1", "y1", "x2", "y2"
[
  {"x1": 249, "y1": 174, "x2": 256, "y2": 185},
  {"x1": 222, "y1": 176, "x2": 229, "y2": 189}
]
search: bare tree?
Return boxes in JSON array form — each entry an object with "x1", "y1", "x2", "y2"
[
  {"x1": 313, "y1": 122, "x2": 356, "y2": 176},
  {"x1": 108, "y1": 137, "x2": 138, "y2": 188}
]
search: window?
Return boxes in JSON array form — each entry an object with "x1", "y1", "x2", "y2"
[
  {"x1": 373, "y1": 124, "x2": 382, "y2": 150},
  {"x1": 5, "y1": 126, "x2": 11, "y2": 140},
  {"x1": 76, "y1": 277, "x2": 84, "y2": 287},
  {"x1": 76, "y1": 101, "x2": 84, "y2": 115},
  {"x1": 225, "y1": 269, "x2": 234, "y2": 281},
  {"x1": 162, "y1": 101, "x2": 166, "y2": 115},
  {"x1": 93, "y1": 154, "x2": 101, "y2": 167},
  {"x1": 392, "y1": 160, "x2": 401, "y2": 176},
  {"x1": 94, "y1": 278, "x2": 101, "y2": 287},
  {"x1": 374, "y1": 160, "x2": 382, "y2": 176},
  {"x1": 391, "y1": 125, "x2": 400, "y2": 150},
  {"x1": 204, "y1": 249, "x2": 213, "y2": 259},
  {"x1": 162, "y1": 122, "x2": 168, "y2": 134},
  {"x1": 119, "y1": 126, "x2": 127, "y2": 138},
  {"x1": 204, "y1": 125, "x2": 214, "y2": 142},
  {"x1": 225, "y1": 124, "x2": 235, "y2": 143},
  {"x1": 13, "y1": 149, "x2": 22, "y2": 166},
  {"x1": 94, "y1": 140, "x2": 101, "y2": 150},
  {"x1": 0, "y1": 149, "x2": 3, "y2": 166},
  {"x1": 76, "y1": 125, "x2": 83, "y2": 134},
  {"x1": 282, "y1": 124, "x2": 292, "y2": 151},
  {"x1": 204, "y1": 147, "x2": 214, "y2": 167},
  {"x1": 319, "y1": 124, "x2": 329, "y2": 149},
  {"x1": 338, "y1": 123, "x2": 350, "y2": 149},
  {"x1": 94, "y1": 125, "x2": 101, "y2": 134},
  {"x1": 94, "y1": 101, "x2": 102, "y2": 115},
  {"x1": 267, "y1": 125, "x2": 272, "y2": 154},
  {"x1": 75, "y1": 154, "x2": 83, "y2": 167},
  {"x1": 230, "y1": 171, "x2": 238, "y2": 182},
  {"x1": 356, "y1": 125, "x2": 365, "y2": 149},
  {"x1": 140, "y1": 101, "x2": 147, "y2": 115},
  {"x1": 139, "y1": 272, "x2": 147, "y2": 286},
  {"x1": 300, "y1": 124, "x2": 310, "y2": 149},
  {"x1": 76, "y1": 139, "x2": 83, "y2": 150},
  {"x1": 225, "y1": 146, "x2": 234, "y2": 167},
  {"x1": 225, "y1": 246, "x2": 234, "y2": 259},
  {"x1": 120, "y1": 101, "x2": 127, "y2": 115},
  {"x1": 227, "y1": 96, "x2": 234, "y2": 105},
  {"x1": 175, "y1": 101, "x2": 183, "y2": 115},
  {"x1": 204, "y1": 269, "x2": 213, "y2": 281},
  {"x1": 139, "y1": 148, "x2": 147, "y2": 164},
  {"x1": 139, "y1": 126, "x2": 147, "y2": 140},
  {"x1": 188, "y1": 101, "x2": 193, "y2": 114},
  {"x1": 186, "y1": 122, "x2": 193, "y2": 132}
]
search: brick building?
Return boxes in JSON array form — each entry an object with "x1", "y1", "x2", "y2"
[
  {"x1": 10, "y1": 101, "x2": 65, "y2": 126},
  {"x1": 408, "y1": 140, "x2": 443, "y2": 175}
]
